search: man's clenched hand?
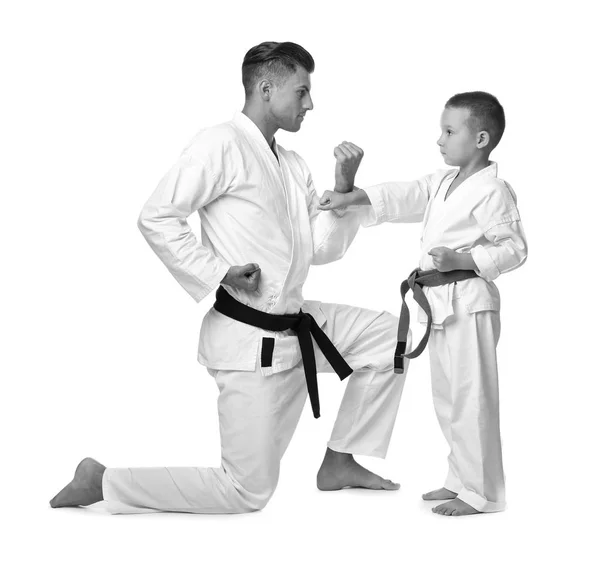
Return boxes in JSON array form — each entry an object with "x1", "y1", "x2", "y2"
[
  {"x1": 221, "y1": 263, "x2": 261, "y2": 292},
  {"x1": 334, "y1": 141, "x2": 364, "y2": 192}
]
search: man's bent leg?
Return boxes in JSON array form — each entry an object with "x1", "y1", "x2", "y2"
[
  {"x1": 102, "y1": 365, "x2": 307, "y2": 514},
  {"x1": 315, "y1": 305, "x2": 409, "y2": 490}
]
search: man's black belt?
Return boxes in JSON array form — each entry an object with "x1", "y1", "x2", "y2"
[
  {"x1": 213, "y1": 286, "x2": 353, "y2": 419},
  {"x1": 395, "y1": 268, "x2": 478, "y2": 374}
]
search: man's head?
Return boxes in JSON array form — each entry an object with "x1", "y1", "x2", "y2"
[
  {"x1": 242, "y1": 42, "x2": 314, "y2": 132},
  {"x1": 437, "y1": 91, "x2": 505, "y2": 167}
]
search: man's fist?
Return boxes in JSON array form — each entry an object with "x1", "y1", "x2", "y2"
[
  {"x1": 318, "y1": 190, "x2": 350, "y2": 211},
  {"x1": 221, "y1": 263, "x2": 261, "y2": 292},
  {"x1": 428, "y1": 247, "x2": 458, "y2": 272},
  {"x1": 334, "y1": 141, "x2": 364, "y2": 192}
]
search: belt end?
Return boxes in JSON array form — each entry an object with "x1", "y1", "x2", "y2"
[{"x1": 394, "y1": 342, "x2": 406, "y2": 374}]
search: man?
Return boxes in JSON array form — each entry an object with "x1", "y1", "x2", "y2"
[{"x1": 50, "y1": 41, "x2": 410, "y2": 514}]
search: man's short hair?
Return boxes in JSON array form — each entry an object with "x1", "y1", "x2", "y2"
[
  {"x1": 242, "y1": 42, "x2": 315, "y2": 97},
  {"x1": 445, "y1": 91, "x2": 506, "y2": 150}
]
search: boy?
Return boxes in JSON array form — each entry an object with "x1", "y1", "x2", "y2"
[{"x1": 318, "y1": 92, "x2": 528, "y2": 516}]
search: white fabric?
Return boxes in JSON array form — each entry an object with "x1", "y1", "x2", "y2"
[
  {"x1": 102, "y1": 304, "x2": 408, "y2": 514},
  {"x1": 362, "y1": 162, "x2": 528, "y2": 326},
  {"x1": 361, "y1": 162, "x2": 527, "y2": 512},
  {"x1": 138, "y1": 111, "x2": 366, "y2": 372},
  {"x1": 428, "y1": 298, "x2": 505, "y2": 512},
  {"x1": 117, "y1": 112, "x2": 410, "y2": 514}
]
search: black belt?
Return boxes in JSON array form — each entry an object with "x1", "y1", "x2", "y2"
[
  {"x1": 395, "y1": 268, "x2": 478, "y2": 374},
  {"x1": 213, "y1": 286, "x2": 353, "y2": 419}
]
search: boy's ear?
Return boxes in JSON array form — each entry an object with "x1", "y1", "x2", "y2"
[{"x1": 476, "y1": 130, "x2": 491, "y2": 149}]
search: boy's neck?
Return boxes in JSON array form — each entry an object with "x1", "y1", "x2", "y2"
[{"x1": 457, "y1": 156, "x2": 492, "y2": 180}]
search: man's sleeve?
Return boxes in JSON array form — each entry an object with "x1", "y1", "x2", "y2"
[
  {"x1": 470, "y1": 181, "x2": 528, "y2": 281},
  {"x1": 137, "y1": 147, "x2": 231, "y2": 302},
  {"x1": 305, "y1": 166, "x2": 365, "y2": 266}
]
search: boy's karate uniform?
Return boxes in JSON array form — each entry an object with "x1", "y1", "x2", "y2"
[
  {"x1": 363, "y1": 163, "x2": 527, "y2": 512},
  {"x1": 101, "y1": 112, "x2": 408, "y2": 514}
]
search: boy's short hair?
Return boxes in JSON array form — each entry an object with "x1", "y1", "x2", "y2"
[
  {"x1": 242, "y1": 42, "x2": 315, "y2": 98},
  {"x1": 445, "y1": 91, "x2": 506, "y2": 150}
]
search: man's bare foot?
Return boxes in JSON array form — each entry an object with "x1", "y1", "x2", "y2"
[
  {"x1": 49, "y1": 457, "x2": 106, "y2": 508},
  {"x1": 316, "y1": 447, "x2": 400, "y2": 491},
  {"x1": 422, "y1": 487, "x2": 458, "y2": 501},
  {"x1": 432, "y1": 498, "x2": 480, "y2": 516}
]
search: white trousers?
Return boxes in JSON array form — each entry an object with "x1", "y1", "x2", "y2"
[
  {"x1": 102, "y1": 303, "x2": 408, "y2": 514},
  {"x1": 428, "y1": 298, "x2": 506, "y2": 512}
]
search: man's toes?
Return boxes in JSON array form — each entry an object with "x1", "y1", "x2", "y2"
[
  {"x1": 50, "y1": 483, "x2": 75, "y2": 508},
  {"x1": 381, "y1": 479, "x2": 400, "y2": 490},
  {"x1": 365, "y1": 476, "x2": 399, "y2": 490}
]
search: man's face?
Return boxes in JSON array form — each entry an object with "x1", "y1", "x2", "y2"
[
  {"x1": 437, "y1": 107, "x2": 479, "y2": 167},
  {"x1": 269, "y1": 67, "x2": 314, "y2": 132}
]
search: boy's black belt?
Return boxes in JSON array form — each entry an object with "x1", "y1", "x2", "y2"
[
  {"x1": 213, "y1": 286, "x2": 353, "y2": 419},
  {"x1": 395, "y1": 268, "x2": 478, "y2": 374}
]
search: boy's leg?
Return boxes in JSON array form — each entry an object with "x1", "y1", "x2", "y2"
[
  {"x1": 433, "y1": 302, "x2": 505, "y2": 515},
  {"x1": 422, "y1": 327, "x2": 460, "y2": 500},
  {"x1": 314, "y1": 303, "x2": 409, "y2": 489},
  {"x1": 98, "y1": 364, "x2": 308, "y2": 514}
]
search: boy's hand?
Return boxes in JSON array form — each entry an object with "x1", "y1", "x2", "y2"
[
  {"x1": 429, "y1": 247, "x2": 459, "y2": 272},
  {"x1": 221, "y1": 263, "x2": 261, "y2": 291},
  {"x1": 334, "y1": 141, "x2": 364, "y2": 192},
  {"x1": 318, "y1": 190, "x2": 350, "y2": 211}
]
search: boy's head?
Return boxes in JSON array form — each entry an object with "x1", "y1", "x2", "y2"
[
  {"x1": 242, "y1": 42, "x2": 315, "y2": 132},
  {"x1": 438, "y1": 91, "x2": 505, "y2": 167}
]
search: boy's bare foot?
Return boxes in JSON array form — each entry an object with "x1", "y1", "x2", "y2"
[
  {"x1": 422, "y1": 487, "x2": 458, "y2": 501},
  {"x1": 432, "y1": 498, "x2": 480, "y2": 516},
  {"x1": 316, "y1": 447, "x2": 400, "y2": 491},
  {"x1": 49, "y1": 457, "x2": 106, "y2": 508}
]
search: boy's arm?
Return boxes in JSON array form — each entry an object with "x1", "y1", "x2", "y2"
[
  {"x1": 470, "y1": 181, "x2": 528, "y2": 280},
  {"x1": 470, "y1": 220, "x2": 528, "y2": 281},
  {"x1": 319, "y1": 176, "x2": 434, "y2": 225},
  {"x1": 431, "y1": 181, "x2": 527, "y2": 278},
  {"x1": 428, "y1": 220, "x2": 528, "y2": 278}
]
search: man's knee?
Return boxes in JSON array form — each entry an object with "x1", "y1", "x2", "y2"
[{"x1": 235, "y1": 471, "x2": 280, "y2": 512}]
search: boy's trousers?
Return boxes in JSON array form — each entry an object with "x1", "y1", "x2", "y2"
[{"x1": 428, "y1": 297, "x2": 506, "y2": 512}]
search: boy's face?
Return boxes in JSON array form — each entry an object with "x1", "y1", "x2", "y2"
[{"x1": 437, "y1": 106, "x2": 479, "y2": 167}]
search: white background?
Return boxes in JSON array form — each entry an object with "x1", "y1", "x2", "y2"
[{"x1": 2, "y1": 0, "x2": 599, "y2": 568}]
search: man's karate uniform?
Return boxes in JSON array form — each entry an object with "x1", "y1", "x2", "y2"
[
  {"x1": 363, "y1": 163, "x2": 527, "y2": 512},
  {"x1": 101, "y1": 112, "x2": 408, "y2": 514}
]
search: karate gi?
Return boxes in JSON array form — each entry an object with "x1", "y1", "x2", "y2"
[
  {"x1": 363, "y1": 163, "x2": 527, "y2": 512},
  {"x1": 101, "y1": 112, "x2": 408, "y2": 514}
]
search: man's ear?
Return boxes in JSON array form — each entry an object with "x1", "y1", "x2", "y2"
[
  {"x1": 258, "y1": 79, "x2": 273, "y2": 101},
  {"x1": 476, "y1": 130, "x2": 491, "y2": 149}
]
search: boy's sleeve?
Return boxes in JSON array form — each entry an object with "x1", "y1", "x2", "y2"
[
  {"x1": 470, "y1": 181, "x2": 528, "y2": 281},
  {"x1": 137, "y1": 137, "x2": 232, "y2": 302},
  {"x1": 361, "y1": 173, "x2": 435, "y2": 226}
]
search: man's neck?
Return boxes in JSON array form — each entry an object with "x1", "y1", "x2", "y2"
[{"x1": 241, "y1": 105, "x2": 278, "y2": 146}]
